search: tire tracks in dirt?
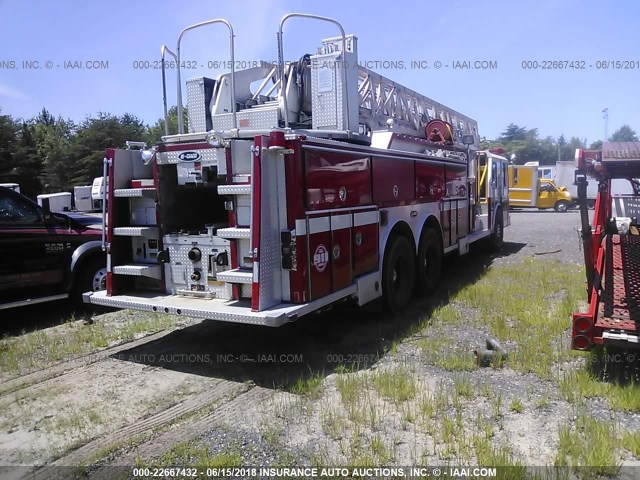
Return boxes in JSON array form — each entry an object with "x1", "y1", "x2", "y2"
[
  {"x1": 20, "y1": 380, "x2": 256, "y2": 480},
  {"x1": 0, "y1": 330, "x2": 174, "y2": 400},
  {"x1": 97, "y1": 386, "x2": 270, "y2": 470}
]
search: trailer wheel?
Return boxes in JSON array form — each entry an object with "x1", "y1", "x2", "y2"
[
  {"x1": 416, "y1": 228, "x2": 442, "y2": 294},
  {"x1": 382, "y1": 235, "x2": 415, "y2": 314},
  {"x1": 72, "y1": 257, "x2": 107, "y2": 306},
  {"x1": 554, "y1": 200, "x2": 570, "y2": 212}
]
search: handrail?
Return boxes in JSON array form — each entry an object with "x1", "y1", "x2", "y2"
[
  {"x1": 176, "y1": 19, "x2": 236, "y2": 134},
  {"x1": 161, "y1": 45, "x2": 178, "y2": 136},
  {"x1": 101, "y1": 158, "x2": 108, "y2": 251},
  {"x1": 277, "y1": 13, "x2": 348, "y2": 129}
]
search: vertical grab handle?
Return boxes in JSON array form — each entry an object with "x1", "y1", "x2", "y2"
[
  {"x1": 101, "y1": 157, "x2": 108, "y2": 251},
  {"x1": 176, "y1": 19, "x2": 236, "y2": 134}
]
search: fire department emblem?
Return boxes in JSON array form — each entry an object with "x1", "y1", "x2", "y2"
[{"x1": 313, "y1": 244, "x2": 329, "y2": 272}]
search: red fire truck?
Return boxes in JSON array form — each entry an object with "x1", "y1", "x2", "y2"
[
  {"x1": 84, "y1": 14, "x2": 509, "y2": 326},
  {"x1": 572, "y1": 143, "x2": 640, "y2": 350}
]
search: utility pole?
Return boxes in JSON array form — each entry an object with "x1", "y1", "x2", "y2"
[{"x1": 602, "y1": 108, "x2": 609, "y2": 142}]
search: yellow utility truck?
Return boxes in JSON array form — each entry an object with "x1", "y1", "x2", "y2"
[{"x1": 508, "y1": 164, "x2": 573, "y2": 212}]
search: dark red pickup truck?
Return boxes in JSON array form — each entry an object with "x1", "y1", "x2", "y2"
[{"x1": 0, "y1": 186, "x2": 106, "y2": 310}]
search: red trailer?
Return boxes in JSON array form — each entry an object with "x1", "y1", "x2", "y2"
[{"x1": 572, "y1": 143, "x2": 640, "y2": 350}]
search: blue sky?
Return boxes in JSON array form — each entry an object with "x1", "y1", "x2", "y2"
[{"x1": 1, "y1": 0, "x2": 638, "y2": 144}]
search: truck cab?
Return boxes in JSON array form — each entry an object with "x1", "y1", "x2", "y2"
[
  {"x1": 508, "y1": 164, "x2": 573, "y2": 212},
  {"x1": 0, "y1": 186, "x2": 106, "y2": 309}
]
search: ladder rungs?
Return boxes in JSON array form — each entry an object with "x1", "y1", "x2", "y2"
[
  {"x1": 112, "y1": 263, "x2": 162, "y2": 279},
  {"x1": 217, "y1": 269, "x2": 253, "y2": 284},
  {"x1": 216, "y1": 227, "x2": 251, "y2": 239}
]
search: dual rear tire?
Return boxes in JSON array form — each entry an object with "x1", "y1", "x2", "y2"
[{"x1": 382, "y1": 228, "x2": 442, "y2": 314}]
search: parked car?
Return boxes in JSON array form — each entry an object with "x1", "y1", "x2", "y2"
[{"x1": 0, "y1": 186, "x2": 106, "y2": 310}]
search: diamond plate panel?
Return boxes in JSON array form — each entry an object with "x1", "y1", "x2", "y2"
[
  {"x1": 212, "y1": 108, "x2": 280, "y2": 131},
  {"x1": 217, "y1": 227, "x2": 251, "y2": 239},
  {"x1": 217, "y1": 269, "x2": 253, "y2": 284},
  {"x1": 257, "y1": 149, "x2": 284, "y2": 310},
  {"x1": 85, "y1": 291, "x2": 286, "y2": 326},
  {"x1": 218, "y1": 184, "x2": 251, "y2": 195},
  {"x1": 311, "y1": 53, "x2": 340, "y2": 130},
  {"x1": 186, "y1": 77, "x2": 216, "y2": 134},
  {"x1": 187, "y1": 78, "x2": 208, "y2": 134},
  {"x1": 113, "y1": 264, "x2": 162, "y2": 279},
  {"x1": 113, "y1": 227, "x2": 159, "y2": 236},
  {"x1": 156, "y1": 147, "x2": 222, "y2": 166},
  {"x1": 114, "y1": 188, "x2": 155, "y2": 198}
]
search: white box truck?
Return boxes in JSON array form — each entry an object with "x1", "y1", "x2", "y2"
[
  {"x1": 37, "y1": 192, "x2": 72, "y2": 212},
  {"x1": 91, "y1": 177, "x2": 108, "y2": 211},
  {"x1": 0, "y1": 183, "x2": 20, "y2": 193},
  {"x1": 73, "y1": 185, "x2": 93, "y2": 211}
]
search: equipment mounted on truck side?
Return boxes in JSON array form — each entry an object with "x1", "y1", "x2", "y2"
[{"x1": 84, "y1": 14, "x2": 510, "y2": 325}]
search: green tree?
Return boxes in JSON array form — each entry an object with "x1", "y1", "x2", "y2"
[
  {"x1": 70, "y1": 112, "x2": 146, "y2": 185},
  {"x1": 9, "y1": 122, "x2": 43, "y2": 198},
  {"x1": 500, "y1": 124, "x2": 528, "y2": 142},
  {"x1": 144, "y1": 106, "x2": 189, "y2": 145},
  {"x1": 33, "y1": 108, "x2": 77, "y2": 193},
  {"x1": 609, "y1": 125, "x2": 638, "y2": 142},
  {"x1": 589, "y1": 140, "x2": 603, "y2": 149},
  {"x1": 0, "y1": 109, "x2": 17, "y2": 182}
]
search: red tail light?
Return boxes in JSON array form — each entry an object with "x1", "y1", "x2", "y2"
[{"x1": 576, "y1": 149, "x2": 585, "y2": 170}]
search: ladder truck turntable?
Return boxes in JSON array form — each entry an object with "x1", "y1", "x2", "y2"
[
  {"x1": 84, "y1": 14, "x2": 510, "y2": 326},
  {"x1": 572, "y1": 143, "x2": 640, "y2": 350}
]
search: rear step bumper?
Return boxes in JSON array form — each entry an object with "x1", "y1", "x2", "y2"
[{"x1": 84, "y1": 285, "x2": 357, "y2": 327}]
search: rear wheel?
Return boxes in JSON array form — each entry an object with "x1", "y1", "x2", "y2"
[
  {"x1": 382, "y1": 235, "x2": 415, "y2": 314},
  {"x1": 554, "y1": 200, "x2": 570, "y2": 212},
  {"x1": 416, "y1": 228, "x2": 442, "y2": 295},
  {"x1": 73, "y1": 257, "x2": 107, "y2": 306},
  {"x1": 490, "y1": 212, "x2": 504, "y2": 251}
]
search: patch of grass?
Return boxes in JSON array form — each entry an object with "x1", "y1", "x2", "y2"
[
  {"x1": 371, "y1": 365, "x2": 417, "y2": 403},
  {"x1": 154, "y1": 439, "x2": 242, "y2": 468},
  {"x1": 416, "y1": 336, "x2": 477, "y2": 371},
  {"x1": 335, "y1": 373, "x2": 370, "y2": 425},
  {"x1": 472, "y1": 435, "x2": 525, "y2": 474},
  {"x1": 0, "y1": 312, "x2": 177, "y2": 377},
  {"x1": 288, "y1": 371, "x2": 325, "y2": 397},
  {"x1": 450, "y1": 258, "x2": 584, "y2": 380},
  {"x1": 491, "y1": 392, "x2": 503, "y2": 420},
  {"x1": 453, "y1": 375, "x2": 474, "y2": 398},
  {"x1": 510, "y1": 398, "x2": 524, "y2": 413},
  {"x1": 554, "y1": 412, "x2": 620, "y2": 477},
  {"x1": 621, "y1": 431, "x2": 640, "y2": 457},
  {"x1": 320, "y1": 405, "x2": 349, "y2": 440},
  {"x1": 259, "y1": 418, "x2": 285, "y2": 448},
  {"x1": 558, "y1": 369, "x2": 640, "y2": 411}
]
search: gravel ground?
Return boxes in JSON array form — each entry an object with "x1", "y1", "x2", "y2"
[
  {"x1": 7, "y1": 209, "x2": 639, "y2": 475},
  {"x1": 193, "y1": 209, "x2": 632, "y2": 470}
]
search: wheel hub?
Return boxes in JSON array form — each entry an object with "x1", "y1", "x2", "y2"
[{"x1": 92, "y1": 268, "x2": 107, "y2": 291}]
